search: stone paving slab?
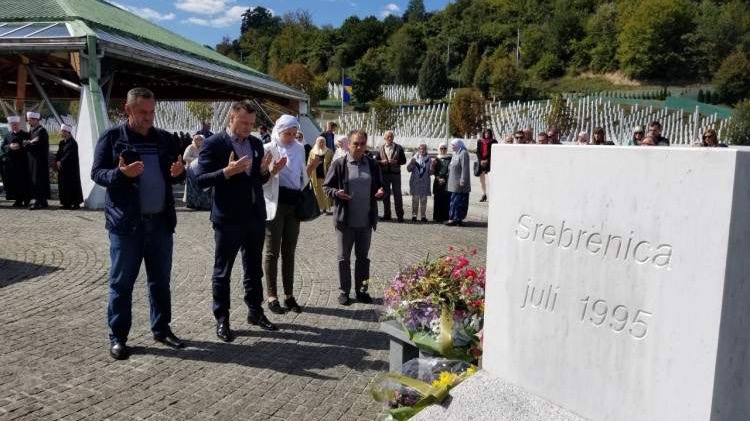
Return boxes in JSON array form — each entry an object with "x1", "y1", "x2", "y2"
[{"x1": 0, "y1": 192, "x2": 487, "y2": 421}]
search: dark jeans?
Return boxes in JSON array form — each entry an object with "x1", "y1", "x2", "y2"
[
  {"x1": 263, "y1": 201, "x2": 300, "y2": 298},
  {"x1": 382, "y1": 172, "x2": 403, "y2": 219},
  {"x1": 336, "y1": 226, "x2": 372, "y2": 295},
  {"x1": 107, "y1": 217, "x2": 173, "y2": 344},
  {"x1": 449, "y1": 192, "x2": 470, "y2": 222},
  {"x1": 212, "y1": 220, "x2": 265, "y2": 324}
]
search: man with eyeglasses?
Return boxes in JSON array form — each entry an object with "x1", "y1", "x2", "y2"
[
  {"x1": 377, "y1": 130, "x2": 407, "y2": 222},
  {"x1": 323, "y1": 130, "x2": 385, "y2": 306},
  {"x1": 513, "y1": 130, "x2": 527, "y2": 144}
]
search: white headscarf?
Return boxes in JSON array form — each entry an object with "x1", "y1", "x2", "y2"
[
  {"x1": 271, "y1": 114, "x2": 300, "y2": 146},
  {"x1": 450, "y1": 138, "x2": 467, "y2": 153}
]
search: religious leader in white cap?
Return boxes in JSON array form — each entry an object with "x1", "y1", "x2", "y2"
[
  {"x1": 25, "y1": 111, "x2": 50, "y2": 209},
  {"x1": 54, "y1": 124, "x2": 83, "y2": 209},
  {"x1": 0, "y1": 115, "x2": 31, "y2": 206}
]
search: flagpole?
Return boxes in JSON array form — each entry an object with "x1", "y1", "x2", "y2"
[{"x1": 341, "y1": 67, "x2": 344, "y2": 117}]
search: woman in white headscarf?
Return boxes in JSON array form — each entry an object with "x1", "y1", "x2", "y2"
[
  {"x1": 445, "y1": 139, "x2": 471, "y2": 226},
  {"x1": 332, "y1": 135, "x2": 349, "y2": 161},
  {"x1": 183, "y1": 134, "x2": 211, "y2": 210},
  {"x1": 262, "y1": 115, "x2": 315, "y2": 314},
  {"x1": 407, "y1": 142, "x2": 432, "y2": 222},
  {"x1": 430, "y1": 142, "x2": 451, "y2": 222},
  {"x1": 308, "y1": 135, "x2": 333, "y2": 214}
]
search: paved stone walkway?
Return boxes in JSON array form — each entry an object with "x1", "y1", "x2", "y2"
[{"x1": 0, "y1": 189, "x2": 487, "y2": 420}]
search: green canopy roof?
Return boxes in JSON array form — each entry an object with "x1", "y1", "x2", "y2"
[{"x1": 1, "y1": 0, "x2": 305, "y2": 100}]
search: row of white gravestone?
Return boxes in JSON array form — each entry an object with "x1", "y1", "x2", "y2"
[
  {"x1": 415, "y1": 144, "x2": 750, "y2": 421},
  {"x1": 334, "y1": 97, "x2": 731, "y2": 145}
]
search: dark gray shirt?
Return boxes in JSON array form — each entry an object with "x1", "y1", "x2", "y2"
[
  {"x1": 138, "y1": 143, "x2": 166, "y2": 215},
  {"x1": 347, "y1": 154, "x2": 371, "y2": 228}
]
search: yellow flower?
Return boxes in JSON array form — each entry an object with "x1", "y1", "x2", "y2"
[
  {"x1": 431, "y1": 371, "x2": 459, "y2": 389},
  {"x1": 466, "y1": 366, "x2": 477, "y2": 376}
]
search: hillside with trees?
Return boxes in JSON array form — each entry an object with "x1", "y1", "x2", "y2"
[{"x1": 215, "y1": 0, "x2": 750, "y2": 108}]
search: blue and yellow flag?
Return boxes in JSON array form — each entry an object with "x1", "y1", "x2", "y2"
[{"x1": 342, "y1": 78, "x2": 353, "y2": 105}]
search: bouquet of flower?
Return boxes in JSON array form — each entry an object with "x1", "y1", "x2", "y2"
[
  {"x1": 371, "y1": 358, "x2": 477, "y2": 420},
  {"x1": 383, "y1": 247, "x2": 485, "y2": 361}
]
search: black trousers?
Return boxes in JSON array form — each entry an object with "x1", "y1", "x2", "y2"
[{"x1": 211, "y1": 220, "x2": 265, "y2": 323}]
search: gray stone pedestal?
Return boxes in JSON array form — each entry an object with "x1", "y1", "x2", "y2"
[{"x1": 380, "y1": 320, "x2": 433, "y2": 374}]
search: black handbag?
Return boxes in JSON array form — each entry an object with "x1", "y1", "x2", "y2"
[
  {"x1": 473, "y1": 161, "x2": 481, "y2": 177},
  {"x1": 295, "y1": 180, "x2": 321, "y2": 221}
]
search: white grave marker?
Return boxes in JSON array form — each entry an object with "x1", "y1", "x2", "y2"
[{"x1": 483, "y1": 145, "x2": 750, "y2": 421}]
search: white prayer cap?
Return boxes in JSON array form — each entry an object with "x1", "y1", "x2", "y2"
[
  {"x1": 7, "y1": 116, "x2": 20, "y2": 123},
  {"x1": 26, "y1": 111, "x2": 40, "y2": 120},
  {"x1": 60, "y1": 124, "x2": 73, "y2": 133}
]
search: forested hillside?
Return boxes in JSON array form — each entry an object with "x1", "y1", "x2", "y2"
[{"x1": 215, "y1": 0, "x2": 750, "y2": 106}]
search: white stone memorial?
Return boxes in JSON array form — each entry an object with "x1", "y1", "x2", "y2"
[{"x1": 479, "y1": 145, "x2": 750, "y2": 421}]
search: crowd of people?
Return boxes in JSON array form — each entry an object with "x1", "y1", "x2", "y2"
[
  {"x1": 1, "y1": 87, "x2": 731, "y2": 361},
  {"x1": 0, "y1": 113, "x2": 83, "y2": 209}
]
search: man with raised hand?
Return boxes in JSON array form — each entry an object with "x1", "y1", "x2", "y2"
[
  {"x1": 91, "y1": 87, "x2": 186, "y2": 360},
  {"x1": 195, "y1": 100, "x2": 276, "y2": 343}
]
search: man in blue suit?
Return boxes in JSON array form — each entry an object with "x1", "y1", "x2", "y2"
[{"x1": 195, "y1": 100, "x2": 277, "y2": 342}]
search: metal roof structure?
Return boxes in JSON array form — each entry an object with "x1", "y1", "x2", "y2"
[
  {"x1": 0, "y1": 0, "x2": 310, "y2": 208},
  {"x1": 0, "y1": 0, "x2": 307, "y2": 102}
]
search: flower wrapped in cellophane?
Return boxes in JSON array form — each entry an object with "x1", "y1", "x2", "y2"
[
  {"x1": 383, "y1": 247, "x2": 485, "y2": 361},
  {"x1": 370, "y1": 358, "x2": 477, "y2": 420}
]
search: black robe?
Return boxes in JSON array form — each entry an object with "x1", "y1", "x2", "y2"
[
  {"x1": 0, "y1": 130, "x2": 31, "y2": 201},
  {"x1": 55, "y1": 137, "x2": 83, "y2": 207},
  {"x1": 26, "y1": 125, "x2": 51, "y2": 201}
]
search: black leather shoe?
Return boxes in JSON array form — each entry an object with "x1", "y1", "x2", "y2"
[
  {"x1": 379, "y1": 215, "x2": 392, "y2": 221},
  {"x1": 338, "y1": 293, "x2": 351, "y2": 306},
  {"x1": 267, "y1": 299, "x2": 286, "y2": 314},
  {"x1": 153, "y1": 332, "x2": 185, "y2": 349},
  {"x1": 445, "y1": 220, "x2": 457, "y2": 226},
  {"x1": 479, "y1": 195, "x2": 487, "y2": 202},
  {"x1": 109, "y1": 342, "x2": 130, "y2": 360},
  {"x1": 12, "y1": 201, "x2": 23, "y2": 208},
  {"x1": 247, "y1": 312, "x2": 278, "y2": 331},
  {"x1": 284, "y1": 296, "x2": 302, "y2": 313},
  {"x1": 356, "y1": 291, "x2": 373, "y2": 304},
  {"x1": 397, "y1": 217, "x2": 404, "y2": 223},
  {"x1": 420, "y1": 217, "x2": 428, "y2": 223},
  {"x1": 29, "y1": 203, "x2": 40, "y2": 210},
  {"x1": 216, "y1": 322, "x2": 233, "y2": 342}
]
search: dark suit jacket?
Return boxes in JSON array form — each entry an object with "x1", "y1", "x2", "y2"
[
  {"x1": 195, "y1": 130, "x2": 270, "y2": 225},
  {"x1": 376, "y1": 143, "x2": 407, "y2": 174}
]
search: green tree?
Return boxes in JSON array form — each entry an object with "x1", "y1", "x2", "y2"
[
  {"x1": 186, "y1": 102, "x2": 214, "y2": 124},
  {"x1": 241, "y1": 6, "x2": 281, "y2": 34},
  {"x1": 387, "y1": 25, "x2": 424, "y2": 84},
  {"x1": 449, "y1": 88, "x2": 485, "y2": 137},
  {"x1": 460, "y1": 42, "x2": 481, "y2": 87},
  {"x1": 418, "y1": 48, "x2": 450, "y2": 101},
  {"x1": 338, "y1": 16, "x2": 386, "y2": 67},
  {"x1": 713, "y1": 51, "x2": 750, "y2": 105},
  {"x1": 473, "y1": 54, "x2": 492, "y2": 96},
  {"x1": 531, "y1": 52, "x2": 563, "y2": 80},
  {"x1": 727, "y1": 100, "x2": 750, "y2": 145},
  {"x1": 351, "y1": 48, "x2": 385, "y2": 108},
  {"x1": 372, "y1": 97, "x2": 398, "y2": 132},
  {"x1": 617, "y1": 0, "x2": 697, "y2": 80},
  {"x1": 581, "y1": 2, "x2": 619, "y2": 73},
  {"x1": 404, "y1": 0, "x2": 426, "y2": 23},
  {"x1": 489, "y1": 56, "x2": 524, "y2": 100},
  {"x1": 545, "y1": 95, "x2": 574, "y2": 136}
]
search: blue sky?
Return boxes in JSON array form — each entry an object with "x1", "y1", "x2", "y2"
[{"x1": 109, "y1": 0, "x2": 450, "y2": 47}]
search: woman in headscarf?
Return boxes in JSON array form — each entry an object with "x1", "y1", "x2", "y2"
[
  {"x1": 183, "y1": 134, "x2": 211, "y2": 210},
  {"x1": 262, "y1": 115, "x2": 315, "y2": 314},
  {"x1": 54, "y1": 124, "x2": 83, "y2": 209},
  {"x1": 332, "y1": 135, "x2": 349, "y2": 161},
  {"x1": 591, "y1": 127, "x2": 614, "y2": 145},
  {"x1": 406, "y1": 142, "x2": 432, "y2": 222},
  {"x1": 445, "y1": 139, "x2": 471, "y2": 226},
  {"x1": 476, "y1": 128, "x2": 498, "y2": 202},
  {"x1": 631, "y1": 126, "x2": 645, "y2": 146},
  {"x1": 576, "y1": 131, "x2": 590, "y2": 145},
  {"x1": 430, "y1": 143, "x2": 451, "y2": 222},
  {"x1": 308, "y1": 135, "x2": 333, "y2": 214}
]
